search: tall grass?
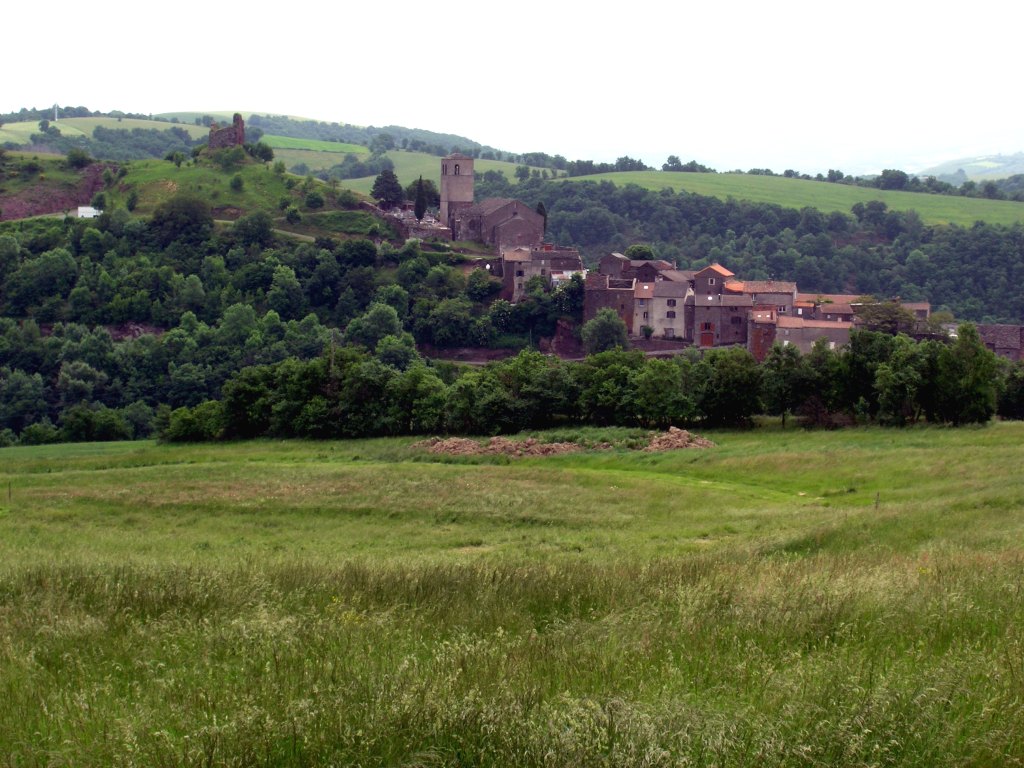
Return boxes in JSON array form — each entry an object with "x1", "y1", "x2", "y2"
[{"x1": 2, "y1": 425, "x2": 1023, "y2": 765}]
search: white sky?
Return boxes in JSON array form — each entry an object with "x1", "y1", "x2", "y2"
[{"x1": 6, "y1": 0, "x2": 1022, "y2": 175}]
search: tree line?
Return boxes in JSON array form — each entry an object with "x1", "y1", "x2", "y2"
[{"x1": 160, "y1": 324, "x2": 1023, "y2": 442}]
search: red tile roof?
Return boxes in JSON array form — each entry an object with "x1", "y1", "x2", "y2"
[{"x1": 697, "y1": 263, "x2": 734, "y2": 277}]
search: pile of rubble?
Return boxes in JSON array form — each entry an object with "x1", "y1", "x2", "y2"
[
  {"x1": 642, "y1": 427, "x2": 716, "y2": 451},
  {"x1": 413, "y1": 436, "x2": 583, "y2": 456},
  {"x1": 414, "y1": 427, "x2": 714, "y2": 457}
]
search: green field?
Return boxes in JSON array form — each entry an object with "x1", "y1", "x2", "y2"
[
  {"x1": 0, "y1": 117, "x2": 209, "y2": 145},
  {"x1": 570, "y1": 170, "x2": 1024, "y2": 227},
  {"x1": 261, "y1": 134, "x2": 367, "y2": 154},
  {"x1": 2, "y1": 424, "x2": 1022, "y2": 765}
]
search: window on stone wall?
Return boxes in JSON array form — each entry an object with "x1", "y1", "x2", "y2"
[
  {"x1": 777, "y1": 305, "x2": 787, "y2": 312},
  {"x1": 667, "y1": 311, "x2": 676, "y2": 319},
  {"x1": 731, "y1": 316, "x2": 742, "y2": 325},
  {"x1": 708, "y1": 277, "x2": 716, "y2": 285},
  {"x1": 667, "y1": 299, "x2": 677, "y2": 307}
]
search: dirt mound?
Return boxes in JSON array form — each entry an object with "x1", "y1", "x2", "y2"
[
  {"x1": 413, "y1": 436, "x2": 583, "y2": 457},
  {"x1": 643, "y1": 427, "x2": 716, "y2": 451},
  {"x1": 414, "y1": 428, "x2": 714, "y2": 457}
]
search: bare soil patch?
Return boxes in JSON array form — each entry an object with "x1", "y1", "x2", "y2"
[{"x1": 415, "y1": 427, "x2": 714, "y2": 457}]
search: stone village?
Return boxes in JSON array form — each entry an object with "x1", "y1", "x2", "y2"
[{"x1": 382, "y1": 152, "x2": 1024, "y2": 362}]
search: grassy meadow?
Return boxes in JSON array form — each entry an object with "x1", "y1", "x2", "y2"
[
  {"x1": 572, "y1": 170, "x2": 1024, "y2": 228},
  {"x1": 260, "y1": 135, "x2": 367, "y2": 154},
  {"x1": 2, "y1": 424, "x2": 1023, "y2": 766}
]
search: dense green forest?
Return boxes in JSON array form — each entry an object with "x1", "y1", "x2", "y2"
[{"x1": 0, "y1": 189, "x2": 582, "y2": 444}]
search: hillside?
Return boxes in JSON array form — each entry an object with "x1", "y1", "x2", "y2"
[
  {"x1": 5, "y1": 109, "x2": 1023, "y2": 228},
  {"x1": 919, "y1": 152, "x2": 1024, "y2": 181},
  {"x1": 0, "y1": 116, "x2": 208, "y2": 146},
  {"x1": 0, "y1": 151, "x2": 385, "y2": 241},
  {"x1": 561, "y1": 170, "x2": 1024, "y2": 228}
]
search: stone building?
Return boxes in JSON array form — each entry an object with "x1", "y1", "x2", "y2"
[
  {"x1": 209, "y1": 113, "x2": 245, "y2": 149},
  {"x1": 977, "y1": 324, "x2": 1024, "y2": 361},
  {"x1": 748, "y1": 309, "x2": 853, "y2": 361},
  {"x1": 502, "y1": 244, "x2": 584, "y2": 302},
  {"x1": 439, "y1": 152, "x2": 474, "y2": 227},
  {"x1": 693, "y1": 264, "x2": 753, "y2": 347},
  {"x1": 584, "y1": 273, "x2": 637, "y2": 333},
  {"x1": 439, "y1": 153, "x2": 545, "y2": 252}
]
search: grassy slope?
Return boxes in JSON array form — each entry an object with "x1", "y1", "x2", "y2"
[
  {"x1": 1, "y1": 424, "x2": 1022, "y2": 765},
  {"x1": 260, "y1": 135, "x2": 367, "y2": 154},
  {"x1": 97, "y1": 158, "x2": 381, "y2": 238},
  {"x1": 567, "y1": 170, "x2": 1024, "y2": 227},
  {"x1": 0, "y1": 117, "x2": 208, "y2": 144}
]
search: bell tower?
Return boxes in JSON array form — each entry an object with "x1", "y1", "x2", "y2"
[{"x1": 440, "y1": 152, "x2": 474, "y2": 229}]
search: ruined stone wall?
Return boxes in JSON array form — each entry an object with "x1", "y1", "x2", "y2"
[{"x1": 209, "y1": 113, "x2": 245, "y2": 149}]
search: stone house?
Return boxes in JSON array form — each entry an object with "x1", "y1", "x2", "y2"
[
  {"x1": 598, "y1": 253, "x2": 677, "y2": 282},
  {"x1": 725, "y1": 279, "x2": 797, "y2": 315},
  {"x1": 796, "y1": 293, "x2": 860, "y2": 322},
  {"x1": 651, "y1": 280, "x2": 690, "y2": 339},
  {"x1": 977, "y1": 324, "x2": 1024, "y2": 361},
  {"x1": 692, "y1": 264, "x2": 753, "y2": 347},
  {"x1": 748, "y1": 311, "x2": 853, "y2": 361},
  {"x1": 584, "y1": 273, "x2": 636, "y2": 333},
  {"x1": 502, "y1": 244, "x2": 584, "y2": 302}
]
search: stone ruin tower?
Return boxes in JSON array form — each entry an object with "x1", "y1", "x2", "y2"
[
  {"x1": 208, "y1": 113, "x2": 246, "y2": 149},
  {"x1": 440, "y1": 152, "x2": 474, "y2": 230}
]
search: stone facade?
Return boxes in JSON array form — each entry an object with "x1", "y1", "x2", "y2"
[
  {"x1": 440, "y1": 154, "x2": 545, "y2": 252},
  {"x1": 650, "y1": 281, "x2": 690, "y2": 339},
  {"x1": 977, "y1": 324, "x2": 1024, "y2": 361},
  {"x1": 502, "y1": 244, "x2": 584, "y2": 302},
  {"x1": 584, "y1": 273, "x2": 637, "y2": 333},
  {"x1": 209, "y1": 113, "x2": 245, "y2": 149},
  {"x1": 440, "y1": 153, "x2": 474, "y2": 227}
]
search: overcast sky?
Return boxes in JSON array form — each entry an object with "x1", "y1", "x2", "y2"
[{"x1": 7, "y1": 0, "x2": 1021, "y2": 175}]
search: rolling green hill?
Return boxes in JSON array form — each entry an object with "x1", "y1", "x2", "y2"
[
  {"x1": 4, "y1": 108, "x2": 1024, "y2": 229},
  {"x1": 0, "y1": 117, "x2": 208, "y2": 146},
  {"x1": 562, "y1": 170, "x2": 1024, "y2": 227}
]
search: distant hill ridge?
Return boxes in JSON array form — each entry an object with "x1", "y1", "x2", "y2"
[{"x1": 918, "y1": 152, "x2": 1024, "y2": 181}]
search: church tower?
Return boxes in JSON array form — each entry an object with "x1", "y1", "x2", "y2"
[{"x1": 440, "y1": 152, "x2": 474, "y2": 230}]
